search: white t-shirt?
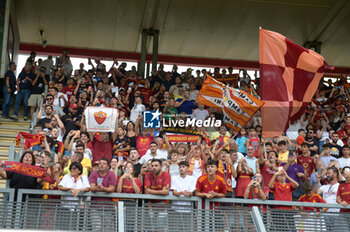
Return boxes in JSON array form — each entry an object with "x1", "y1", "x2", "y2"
[
  {"x1": 58, "y1": 174, "x2": 90, "y2": 210},
  {"x1": 319, "y1": 183, "x2": 340, "y2": 212},
  {"x1": 130, "y1": 104, "x2": 145, "y2": 123},
  {"x1": 191, "y1": 160, "x2": 202, "y2": 180},
  {"x1": 54, "y1": 93, "x2": 68, "y2": 108},
  {"x1": 144, "y1": 148, "x2": 168, "y2": 159},
  {"x1": 138, "y1": 152, "x2": 168, "y2": 165},
  {"x1": 192, "y1": 108, "x2": 209, "y2": 122},
  {"x1": 338, "y1": 157, "x2": 350, "y2": 169},
  {"x1": 171, "y1": 175, "x2": 197, "y2": 212}
]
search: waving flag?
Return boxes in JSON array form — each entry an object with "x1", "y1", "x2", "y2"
[
  {"x1": 85, "y1": 107, "x2": 118, "y2": 132},
  {"x1": 16, "y1": 132, "x2": 45, "y2": 149},
  {"x1": 260, "y1": 28, "x2": 333, "y2": 137},
  {"x1": 197, "y1": 75, "x2": 264, "y2": 132}
]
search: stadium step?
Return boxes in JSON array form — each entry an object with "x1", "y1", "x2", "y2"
[{"x1": 0, "y1": 116, "x2": 30, "y2": 188}]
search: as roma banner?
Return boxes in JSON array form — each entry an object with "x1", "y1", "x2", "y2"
[
  {"x1": 197, "y1": 75, "x2": 264, "y2": 132},
  {"x1": 85, "y1": 107, "x2": 118, "y2": 132},
  {"x1": 1, "y1": 161, "x2": 54, "y2": 183},
  {"x1": 166, "y1": 134, "x2": 200, "y2": 143}
]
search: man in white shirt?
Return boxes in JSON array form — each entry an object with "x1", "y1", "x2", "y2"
[
  {"x1": 40, "y1": 55, "x2": 54, "y2": 81},
  {"x1": 130, "y1": 96, "x2": 145, "y2": 123},
  {"x1": 192, "y1": 103, "x2": 209, "y2": 122},
  {"x1": 139, "y1": 142, "x2": 167, "y2": 165},
  {"x1": 143, "y1": 136, "x2": 168, "y2": 158},
  {"x1": 315, "y1": 166, "x2": 340, "y2": 230},
  {"x1": 338, "y1": 146, "x2": 350, "y2": 170},
  {"x1": 170, "y1": 161, "x2": 197, "y2": 229}
]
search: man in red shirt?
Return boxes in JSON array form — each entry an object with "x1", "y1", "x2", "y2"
[
  {"x1": 268, "y1": 168, "x2": 299, "y2": 209},
  {"x1": 135, "y1": 115, "x2": 154, "y2": 157},
  {"x1": 298, "y1": 182, "x2": 326, "y2": 212},
  {"x1": 297, "y1": 143, "x2": 315, "y2": 179},
  {"x1": 144, "y1": 159, "x2": 171, "y2": 196},
  {"x1": 195, "y1": 159, "x2": 226, "y2": 209},
  {"x1": 337, "y1": 166, "x2": 350, "y2": 212}
]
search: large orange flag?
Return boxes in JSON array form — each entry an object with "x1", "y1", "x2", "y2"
[
  {"x1": 260, "y1": 29, "x2": 333, "y2": 137},
  {"x1": 197, "y1": 75, "x2": 264, "y2": 132}
]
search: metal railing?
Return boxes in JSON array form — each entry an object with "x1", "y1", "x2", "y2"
[{"x1": 2, "y1": 188, "x2": 350, "y2": 231}]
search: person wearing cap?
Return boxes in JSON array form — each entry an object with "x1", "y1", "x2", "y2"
[{"x1": 60, "y1": 103, "x2": 82, "y2": 140}]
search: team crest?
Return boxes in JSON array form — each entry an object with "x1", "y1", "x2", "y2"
[{"x1": 94, "y1": 111, "x2": 107, "y2": 125}]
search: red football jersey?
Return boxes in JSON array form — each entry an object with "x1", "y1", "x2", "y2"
[
  {"x1": 337, "y1": 182, "x2": 350, "y2": 212},
  {"x1": 297, "y1": 155, "x2": 315, "y2": 178},
  {"x1": 136, "y1": 135, "x2": 153, "y2": 157},
  {"x1": 260, "y1": 162, "x2": 277, "y2": 192},
  {"x1": 273, "y1": 182, "x2": 295, "y2": 209},
  {"x1": 144, "y1": 171, "x2": 171, "y2": 191},
  {"x1": 117, "y1": 177, "x2": 142, "y2": 194},
  {"x1": 298, "y1": 193, "x2": 326, "y2": 211},
  {"x1": 196, "y1": 174, "x2": 227, "y2": 195}
]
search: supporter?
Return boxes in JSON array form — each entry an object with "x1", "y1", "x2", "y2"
[
  {"x1": 60, "y1": 103, "x2": 82, "y2": 139},
  {"x1": 298, "y1": 182, "x2": 326, "y2": 212},
  {"x1": 63, "y1": 152, "x2": 89, "y2": 176},
  {"x1": 236, "y1": 128, "x2": 248, "y2": 156},
  {"x1": 258, "y1": 144, "x2": 278, "y2": 199},
  {"x1": 305, "y1": 129, "x2": 320, "y2": 156},
  {"x1": 174, "y1": 90, "x2": 195, "y2": 115},
  {"x1": 268, "y1": 168, "x2": 299, "y2": 209},
  {"x1": 297, "y1": 143, "x2": 315, "y2": 179},
  {"x1": 129, "y1": 95, "x2": 145, "y2": 123},
  {"x1": 116, "y1": 161, "x2": 141, "y2": 194},
  {"x1": 338, "y1": 145, "x2": 350, "y2": 170},
  {"x1": 144, "y1": 136, "x2": 168, "y2": 158},
  {"x1": 244, "y1": 145, "x2": 258, "y2": 174},
  {"x1": 186, "y1": 144, "x2": 207, "y2": 180},
  {"x1": 48, "y1": 86, "x2": 66, "y2": 109},
  {"x1": 135, "y1": 115, "x2": 154, "y2": 157},
  {"x1": 235, "y1": 158, "x2": 253, "y2": 198},
  {"x1": 244, "y1": 172, "x2": 268, "y2": 201},
  {"x1": 245, "y1": 127, "x2": 260, "y2": 158},
  {"x1": 139, "y1": 142, "x2": 166, "y2": 165},
  {"x1": 125, "y1": 121, "x2": 137, "y2": 148},
  {"x1": 281, "y1": 152, "x2": 305, "y2": 201},
  {"x1": 0, "y1": 151, "x2": 43, "y2": 201},
  {"x1": 213, "y1": 142, "x2": 237, "y2": 196},
  {"x1": 127, "y1": 148, "x2": 142, "y2": 178},
  {"x1": 113, "y1": 127, "x2": 130, "y2": 159},
  {"x1": 2, "y1": 62, "x2": 17, "y2": 118},
  {"x1": 277, "y1": 140, "x2": 289, "y2": 163},
  {"x1": 89, "y1": 158, "x2": 117, "y2": 201},
  {"x1": 296, "y1": 129, "x2": 306, "y2": 147},
  {"x1": 336, "y1": 166, "x2": 350, "y2": 212},
  {"x1": 163, "y1": 149, "x2": 180, "y2": 177},
  {"x1": 109, "y1": 157, "x2": 122, "y2": 179},
  {"x1": 320, "y1": 143, "x2": 338, "y2": 167},
  {"x1": 37, "y1": 105, "x2": 55, "y2": 129},
  {"x1": 38, "y1": 94, "x2": 64, "y2": 117},
  {"x1": 25, "y1": 51, "x2": 36, "y2": 67},
  {"x1": 58, "y1": 162, "x2": 90, "y2": 205},
  {"x1": 195, "y1": 159, "x2": 226, "y2": 208},
  {"x1": 12, "y1": 64, "x2": 34, "y2": 120},
  {"x1": 214, "y1": 125, "x2": 230, "y2": 149},
  {"x1": 144, "y1": 159, "x2": 171, "y2": 196},
  {"x1": 28, "y1": 67, "x2": 48, "y2": 119},
  {"x1": 329, "y1": 132, "x2": 343, "y2": 159},
  {"x1": 164, "y1": 98, "x2": 178, "y2": 121},
  {"x1": 48, "y1": 114, "x2": 65, "y2": 140},
  {"x1": 40, "y1": 55, "x2": 54, "y2": 81},
  {"x1": 310, "y1": 160, "x2": 326, "y2": 188},
  {"x1": 315, "y1": 166, "x2": 340, "y2": 212}
]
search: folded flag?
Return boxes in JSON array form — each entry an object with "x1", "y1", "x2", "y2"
[
  {"x1": 259, "y1": 28, "x2": 333, "y2": 137},
  {"x1": 197, "y1": 75, "x2": 264, "y2": 132},
  {"x1": 16, "y1": 132, "x2": 45, "y2": 149},
  {"x1": 85, "y1": 107, "x2": 118, "y2": 133}
]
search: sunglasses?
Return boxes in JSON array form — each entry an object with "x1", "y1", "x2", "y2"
[{"x1": 46, "y1": 98, "x2": 53, "y2": 100}]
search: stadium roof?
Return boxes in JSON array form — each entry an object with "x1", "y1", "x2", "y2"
[{"x1": 15, "y1": 0, "x2": 350, "y2": 69}]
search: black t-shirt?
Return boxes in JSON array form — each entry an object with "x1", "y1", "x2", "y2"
[
  {"x1": 60, "y1": 113, "x2": 82, "y2": 138},
  {"x1": 6, "y1": 171, "x2": 40, "y2": 201},
  {"x1": 134, "y1": 163, "x2": 142, "y2": 178},
  {"x1": 125, "y1": 135, "x2": 136, "y2": 148},
  {"x1": 5, "y1": 70, "x2": 16, "y2": 92},
  {"x1": 330, "y1": 143, "x2": 343, "y2": 159},
  {"x1": 31, "y1": 75, "x2": 46, "y2": 94},
  {"x1": 307, "y1": 137, "x2": 320, "y2": 156}
]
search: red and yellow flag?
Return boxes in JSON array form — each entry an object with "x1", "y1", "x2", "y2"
[
  {"x1": 16, "y1": 132, "x2": 45, "y2": 149},
  {"x1": 259, "y1": 29, "x2": 333, "y2": 137},
  {"x1": 197, "y1": 75, "x2": 264, "y2": 132}
]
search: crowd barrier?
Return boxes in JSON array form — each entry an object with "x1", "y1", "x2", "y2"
[{"x1": 1, "y1": 188, "x2": 350, "y2": 231}]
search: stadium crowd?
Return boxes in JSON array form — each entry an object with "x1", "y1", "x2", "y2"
[{"x1": 1, "y1": 50, "x2": 350, "y2": 214}]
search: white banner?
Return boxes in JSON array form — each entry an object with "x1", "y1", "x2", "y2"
[{"x1": 85, "y1": 107, "x2": 118, "y2": 132}]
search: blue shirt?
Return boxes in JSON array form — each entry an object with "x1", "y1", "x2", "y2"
[
  {"x1": 236, "y1": 137, "x2": 248, "y2": 154},
  {"x1": 5, "y1": 70, "x2": 16, "y2": 90},
  {"x1": 18, "y1": 71, "x2": 34, "y2": 90},
  {"x1": 320, "y1": 156, "x2": 337, "y2": 168},
  {"x1": 246, "y1": 156, "x2": 257, "y2": 174},
  {"x1": 176, "y1": 99, "x2": 195, "y2": 115}
]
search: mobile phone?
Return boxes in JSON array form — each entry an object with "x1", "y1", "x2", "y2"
[
  {"x1": 118, "y1": 156, "x2": 124, "y2": 161},
  {"x1": 251, "y1": 176, "x2": 256, "y2": 181},
  {"x1": 202, "y1": 141, "x2": 206, "y2": 146},
  {"x1": 317, "y1": 168, "x2": 322, "y2": 176},
  {"x1": 64, "y1": 150, "x2": 70, "y2": 157},
  {"x1": 193, "y1": 142, "x2": 197, "y2": 145},
  {"x1": 278, "y1": 166, "x2": 283, "y2": 171}
]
